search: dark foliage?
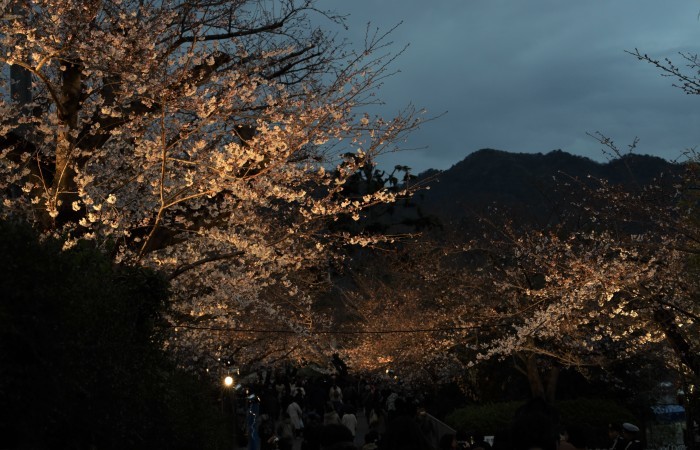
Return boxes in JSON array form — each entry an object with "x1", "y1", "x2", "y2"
[
  {"x1": 446, "y1": 397, "x2": 638, "y2": 449},
  {"x1": 0, "y1": 220, "x2": 228, "y2": 449}
]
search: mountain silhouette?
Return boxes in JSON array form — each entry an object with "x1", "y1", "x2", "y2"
[{"x1": 411, "y1": 148, "x2": 681, "y2": 225}]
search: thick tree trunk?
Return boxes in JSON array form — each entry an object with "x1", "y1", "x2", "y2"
[
  {"x1": 520, "y1": 352, "x2": 559, "y2": 403},
  {"x1": 545, "y1": 365, "x2": 559, "y2": 404},
  {"x1": 52, "y1": 61, "x2": 82, "y2": 221},
  {"x1": 525, "y1": 352, "x2": 546, "y2": 400},
  {"x1": 654, "y1": 307, "x2": 700, "y2": 377}
]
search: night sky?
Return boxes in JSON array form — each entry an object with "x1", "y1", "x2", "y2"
[{"x1": 325, "y1": 0, "x2": 700, "y2": 174}]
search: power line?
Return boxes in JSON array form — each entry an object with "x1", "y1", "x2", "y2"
[{"x1": 164, "y1": 324, "x2": 480, "y2": 334}]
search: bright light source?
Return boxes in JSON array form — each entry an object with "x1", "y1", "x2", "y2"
[{"x1": 224, "y1": 376, "x2": 234, "y2": 387}]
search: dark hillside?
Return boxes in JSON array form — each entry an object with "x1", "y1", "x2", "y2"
[{"x1": 413, "y1": 149, "x2": 681, "y2": 224}]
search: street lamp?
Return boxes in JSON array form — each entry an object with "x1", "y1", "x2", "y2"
[{"x1": 223, "y1": 374, "x2": 237, "y2": 448}]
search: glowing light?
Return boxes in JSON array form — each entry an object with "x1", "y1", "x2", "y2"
[{"x1": 224, "y1": 376, "x2": 234, "y2": 387}]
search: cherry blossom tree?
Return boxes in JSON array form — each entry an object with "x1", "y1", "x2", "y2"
[
  {"x1": 469, "y1": 221, "x2": 684, "y2": 400},
  {"x1": 319, "y1": 232, "x2": 488, "y2": 397},
  {"x1": 0, "y1": 0, "x2": 422, "y2": 368},
  {"x1": 324, "y1": 37, "x2": 700, "y2": 399},
  {"x1": 574, "y1": 161, "x2": 700, "y2": 375},
  {"x1": 335, "y1": 162, "x2": 699, "y2": 402}
]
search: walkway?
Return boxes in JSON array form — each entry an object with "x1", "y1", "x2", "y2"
[
  {"x1": 235, "y1": 409, "x2": 456, "y2": 450},
  {"x1": 291, "y1": 410, "x2": 369, "y2": 450}
]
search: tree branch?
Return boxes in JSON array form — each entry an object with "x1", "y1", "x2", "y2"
[
  {"x1": 168, "y1": 250, "x2": 245, "y2": 280},
  {"x1": 168, "y1": 10, "x2": 296, "y2": 50}
]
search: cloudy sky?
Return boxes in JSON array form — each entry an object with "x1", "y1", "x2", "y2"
[{"x1": 325, "y1": 0, "x2": 700, "y2": 174}]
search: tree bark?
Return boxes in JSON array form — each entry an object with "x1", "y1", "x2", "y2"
[
  {"x1": 654, "y1": 306, "x2": 700, "y2": 377},
  {"x1": 545, "y1": 365, "x2": 559, "y2": 404},
  {"x1": 519, "y1": 351, "x2": 559, "y2": 402},
  {"x1": 52, "y1": 61, "x2": 82, "y2": 221},
  {"x1": 525, "y1": 352, "x2": 546, "y2": 400}
]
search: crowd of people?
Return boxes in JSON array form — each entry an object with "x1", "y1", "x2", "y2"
[
  {"x1": 237, "y1": 368, "x2": 644, "y2": 450},
  {"x1": 239, "y1": 366, "x2": 440, "y2": 450}
]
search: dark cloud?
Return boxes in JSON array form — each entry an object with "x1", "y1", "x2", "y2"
[{"x1": 324, "y1": 0, "x2": 700, "y2": 173}]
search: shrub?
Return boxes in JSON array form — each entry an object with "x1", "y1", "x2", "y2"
[
  {"x1": 445, "y1": 397, "x2": 638, "y2": 448},
  {"x1": 0, "y1": 220, "x2": 228, "y2": 449}
]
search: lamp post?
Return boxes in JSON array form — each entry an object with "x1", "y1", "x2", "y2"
[{"x1": 223, "y1": 375, "x2": 236, "y2": 448}]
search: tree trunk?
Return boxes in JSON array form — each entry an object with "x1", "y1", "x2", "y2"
[
  {"x1": 520, "y1": 351, "x2": 559, "y2": 403},
  {"x1": 545, "y1": 365, "x2": 559, "y2": 404},
  {"x1": 52, "y1": 61, "x2": 82, "y2": 221},
  {"x1": 525, "y1": 352, "x2": 546, "y2": 400},
  {"x1": 654, "y1": 306, "x2": 700, "y2": 377}
]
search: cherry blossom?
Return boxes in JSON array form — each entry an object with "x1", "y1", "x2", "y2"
[{"x1": 0, "y1": 0, "x2": 422, "y2": 369}]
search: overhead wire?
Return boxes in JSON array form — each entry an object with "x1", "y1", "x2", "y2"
[{"x1": 163, "y1": 324, "x2": 480, "y2": 334}]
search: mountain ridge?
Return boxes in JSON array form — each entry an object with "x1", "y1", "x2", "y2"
[{"x1": 409, "y1": 148, "x2": 681, "y2": 223}]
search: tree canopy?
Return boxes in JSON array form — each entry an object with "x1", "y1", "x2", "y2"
[
  {"x1": 333, "y1": 157, "x2": 699, "y2": 402},
  {"x1": 0, "y1": 0, "x2": 422, "y2": 367}
]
